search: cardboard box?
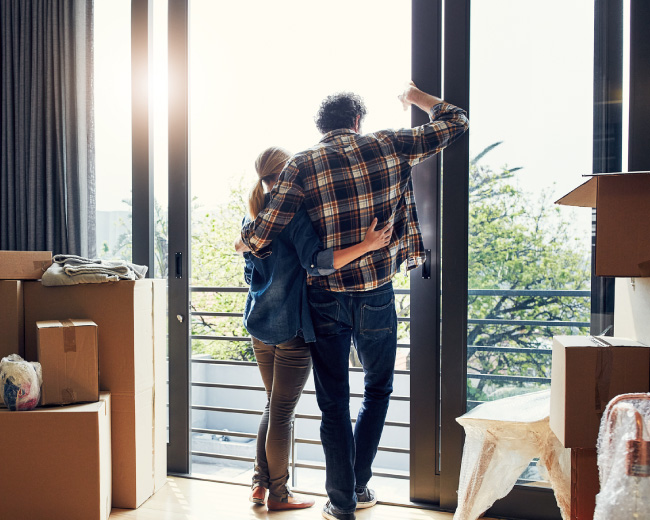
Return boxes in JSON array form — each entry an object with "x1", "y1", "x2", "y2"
[
  {"x1": 0, "y1": 280, "x2": 24, "y2": 358},
  {"x1": 37, "y1": 319, "x2": 99, "y2": 405},
  {"x1": 550, "y1": 335, "x2": 650, "y2": 448},
  {"x1": 24, "y1": 280, "x2": 167, "y2": 508},
  {"x1": 571, "y1": 448, "x2": 599, "y2": 520},
  {"x1": 556, "y1": 171, "x2": 650, "y2": 277},
  {"x1": 0, "y1": 250, "x2": 52, "y2": 279},
  {"x1": 0, "y1": 393, "x2": 112, "y2": 520}
]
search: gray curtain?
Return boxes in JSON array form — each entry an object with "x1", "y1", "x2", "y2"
[{"x1": 1, "y1": 0, "x2": 95, "y2": 256}]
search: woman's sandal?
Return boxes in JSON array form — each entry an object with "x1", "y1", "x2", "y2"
[{"x1": 249, "y1": 485, "x2": 267, "y2": 504}]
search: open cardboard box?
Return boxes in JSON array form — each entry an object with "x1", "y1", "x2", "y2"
[
  {"x1": 0, "y1": 393, "x2": 112, "y2": 520},
  {"x1": 24, "y1": 280, "x2": 167, "y2": 509},
  {"x1": 556, "y1": 171, "x2": 650, "y2": 277}
]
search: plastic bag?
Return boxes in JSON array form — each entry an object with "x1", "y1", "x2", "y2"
[
  {"x1": 594, "y1": 393, "x2": 650, "y2": 519},
  {"x1": 0, "y1": 354, "x2": 42, "y2": 411}
]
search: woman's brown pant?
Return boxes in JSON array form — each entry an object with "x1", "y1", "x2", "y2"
[{"x1": 252, "y1": 335, "x2": 312, "y2": 502}]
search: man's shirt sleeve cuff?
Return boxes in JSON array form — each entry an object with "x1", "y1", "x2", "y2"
[
  {"x1": 429, "y1": 102, "x2": 447, "y2": 120},
  {"x1": 307, "y1": 248, "x2": 335, "y2": 276}
]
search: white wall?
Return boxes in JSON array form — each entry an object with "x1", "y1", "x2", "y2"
[{"x1": 614, "y1": 277, "x2": 650, "y2": 345}]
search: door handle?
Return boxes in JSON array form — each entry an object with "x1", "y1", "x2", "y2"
[{"x1": 175, "y1": 252, "x2": 183, "y2": 279}]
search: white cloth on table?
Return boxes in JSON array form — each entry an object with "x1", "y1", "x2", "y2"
[{"x1": 454, "y1": 389, "x2": 570, "y2": 520}]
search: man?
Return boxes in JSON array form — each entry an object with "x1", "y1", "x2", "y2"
[{"x1": 239, "y1": 82, "x2": 468, "y2": 520}]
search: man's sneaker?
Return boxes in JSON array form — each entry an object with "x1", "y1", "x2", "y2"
[
  {"x1": 355, "y1": 487, "x2": 377, "y2": 509},
  {"x1": 322, "y1": 500, "x2": 356, "y2": 520}
]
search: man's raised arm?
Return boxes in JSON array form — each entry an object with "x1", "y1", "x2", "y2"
[{"x1": 393, "y1": 81, "x2": 469, "y2": 165}]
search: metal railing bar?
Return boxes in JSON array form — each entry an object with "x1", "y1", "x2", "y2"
[
  {"x1": 191, "y1": 451, "x2": 255, "y2": 463},
  {"x1": 192, "y1": 405, "x2": 263, "y2": 416},
  {"x1": 191, "y1": 359, "x2": 258, "y2": 367},
  {"x1": 191, "y1": 286, "x2": 587, "y2": 297},
  {"x1": 468, "y1": 318, "x2": 589, "y2": 327},
  {"x1": 192, "y1": 311, "x2": 242, "y2": 318},
  {"x1": 191, "y1": 310, "x2": 411, "y2": 323},
  {"x1": 468, "y1": 346, "x2": 552, "y2": 355},
  {"x1": 190, "y1": 382, "x2": 409, "y2": 402},
  {"x1": 469, "y1": 289, "x2": 590, "y2": 297},
  {"x1": 191, "y1": 428, "x2": 257, "y2": 440},
  {"x1": 467, "y1": 373, "x2": 551, "y2": 384},
  {"x1": 191, "y1": 336, "x2": 410, "y2": 349},
  {"x1": 300, "y1": 389, "x2": 410, "y2": 402},
  {"x1": 192, "y1": 382, "x2": 266, "y2": 392},
  {"x1": 189, "y1": 357, "x2": 410, "y2": 375},
  {"x1": 191, "y1": 404, "x2": 411, "y2": 425},
  {"x1": 293, "y1": 412, "x2": 409, "y2": 428},
  {"x1": 191, "y1": 287, "x2": 247, "y2": 293},
  {"x1": 293, "y1": 461, "x2": 409, "y2": 480},
  {"x1": 191, "y1": 406, "x2": 408, "y2": 426},
  {"x1": 294, "y1": 437, "x2": 409, "y2": 454},
  {"x1": 192, "y1": 335, "x2": 251, "y2": 342}
]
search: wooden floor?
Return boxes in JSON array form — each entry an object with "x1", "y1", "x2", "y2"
[{"x1": 109, "y1": 477, "x2": 486, "y2": 520}]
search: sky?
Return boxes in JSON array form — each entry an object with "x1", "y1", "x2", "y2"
[{"x1": 94, "y1": 0, "x2": 604, "y2": 244}]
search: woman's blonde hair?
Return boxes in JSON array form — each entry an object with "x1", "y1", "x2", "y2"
[{"x1": 248, "y1": 146, "x2": 292, "y2": 218}]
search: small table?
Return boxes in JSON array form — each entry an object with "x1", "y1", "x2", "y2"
[{"x1": 454, "y1": 389, "x2": 570, "y2": 520}]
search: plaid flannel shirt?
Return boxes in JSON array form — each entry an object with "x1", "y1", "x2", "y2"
[{"x1": 241, "y1": 101, "x2": 469, "y2": 292}]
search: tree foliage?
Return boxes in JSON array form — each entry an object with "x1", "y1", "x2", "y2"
[
  {"x1": 466, "y1": 143, "x2": 590, "y2": 401},
  {"x1": 105, "y1": 144, "x2": 591, "y2": 399}
]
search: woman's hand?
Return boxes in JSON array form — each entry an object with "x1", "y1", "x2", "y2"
[
  {"x1": 234, "y1": 236, "x2": 251, "y2": 255},
  {"x1": 362, "y1": 218, "x2": 393, "y2": 252}
]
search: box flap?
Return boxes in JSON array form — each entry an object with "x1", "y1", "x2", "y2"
[
  {"x1": 555, "y1": 171, "x2": 650, "y2": 208},
  {"x1": 555, "y1": 178, "x2": 597, "y2": 208},
  {"x1": 553, "y1": 335, "x2": 648, "y2": 348},
  {"x1": 588, "y1": 170, "x2": 650, "y2": 177},
  {"x1": 37, "y1": 319, "x2": 97, "y2": 329}
]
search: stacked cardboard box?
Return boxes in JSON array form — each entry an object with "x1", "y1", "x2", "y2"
[
  {"x1": 0, "y1": 251, "x2": 51, "y2": 359},
  {"x1": 24, "y1": 279, "x2": 167, "y2": 509},
  {"x1": 37, "y1": 319, "x2": 100, "y2": 405},
  {"x1": 0, "y1": 250, "x2": 52, "y2": 279},
  {"x1": 0, "y1": 392, "x2": 112, "y2": 520},
  {"x1": 0, "y1": 280, "x2": 25, "y2": 358},
  {"x1": 550, "y1": 335, "x2": 650, "y2": 519}
]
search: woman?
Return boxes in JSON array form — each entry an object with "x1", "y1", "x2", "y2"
[{"x1": 240, "y1": 147, "x2": 391, "y2": 511}]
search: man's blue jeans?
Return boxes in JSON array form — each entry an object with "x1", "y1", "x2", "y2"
[{"x1": 308, "y1": 282, "x2": 397, "y2": 514}]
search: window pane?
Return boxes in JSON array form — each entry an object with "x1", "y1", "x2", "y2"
[
  {"x1": 467, "y1": 0, "x2": 594, "y2": 484},
  {"x1": 94, "y1": 0, "x2": 132, "y2": 261},
  {"x1": 189, "y1": 0, "x2": 411, "y2": 501}
]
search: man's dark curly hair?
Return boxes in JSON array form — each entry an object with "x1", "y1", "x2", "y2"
[{"x1": 315, "y1": 92, "x2": 367, "y2": 134}]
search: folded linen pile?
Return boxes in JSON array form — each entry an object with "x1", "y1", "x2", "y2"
[{"x1": 42, "y1": 254, "x2": 148, "y2": 286}]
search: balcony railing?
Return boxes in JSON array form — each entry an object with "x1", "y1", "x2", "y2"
[{"x1": 188, "y1": 285, "x2": 590, "y2": 487}]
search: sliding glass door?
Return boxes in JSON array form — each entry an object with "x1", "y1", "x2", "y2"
[
  {"x1": 160, "y1": 1, "x2": 621, "y2": 517},
  {"x1": 184, "y1": 0, "x2": 416, "y2": 504}
]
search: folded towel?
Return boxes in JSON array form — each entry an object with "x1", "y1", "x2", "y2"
[{"x1": 42, "y1": 255, "x2": 148, "y2": 286}]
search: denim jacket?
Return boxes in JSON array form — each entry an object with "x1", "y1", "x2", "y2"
[{"x1": 243, "y1": 204, "x2": 334, "y2": 345}]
